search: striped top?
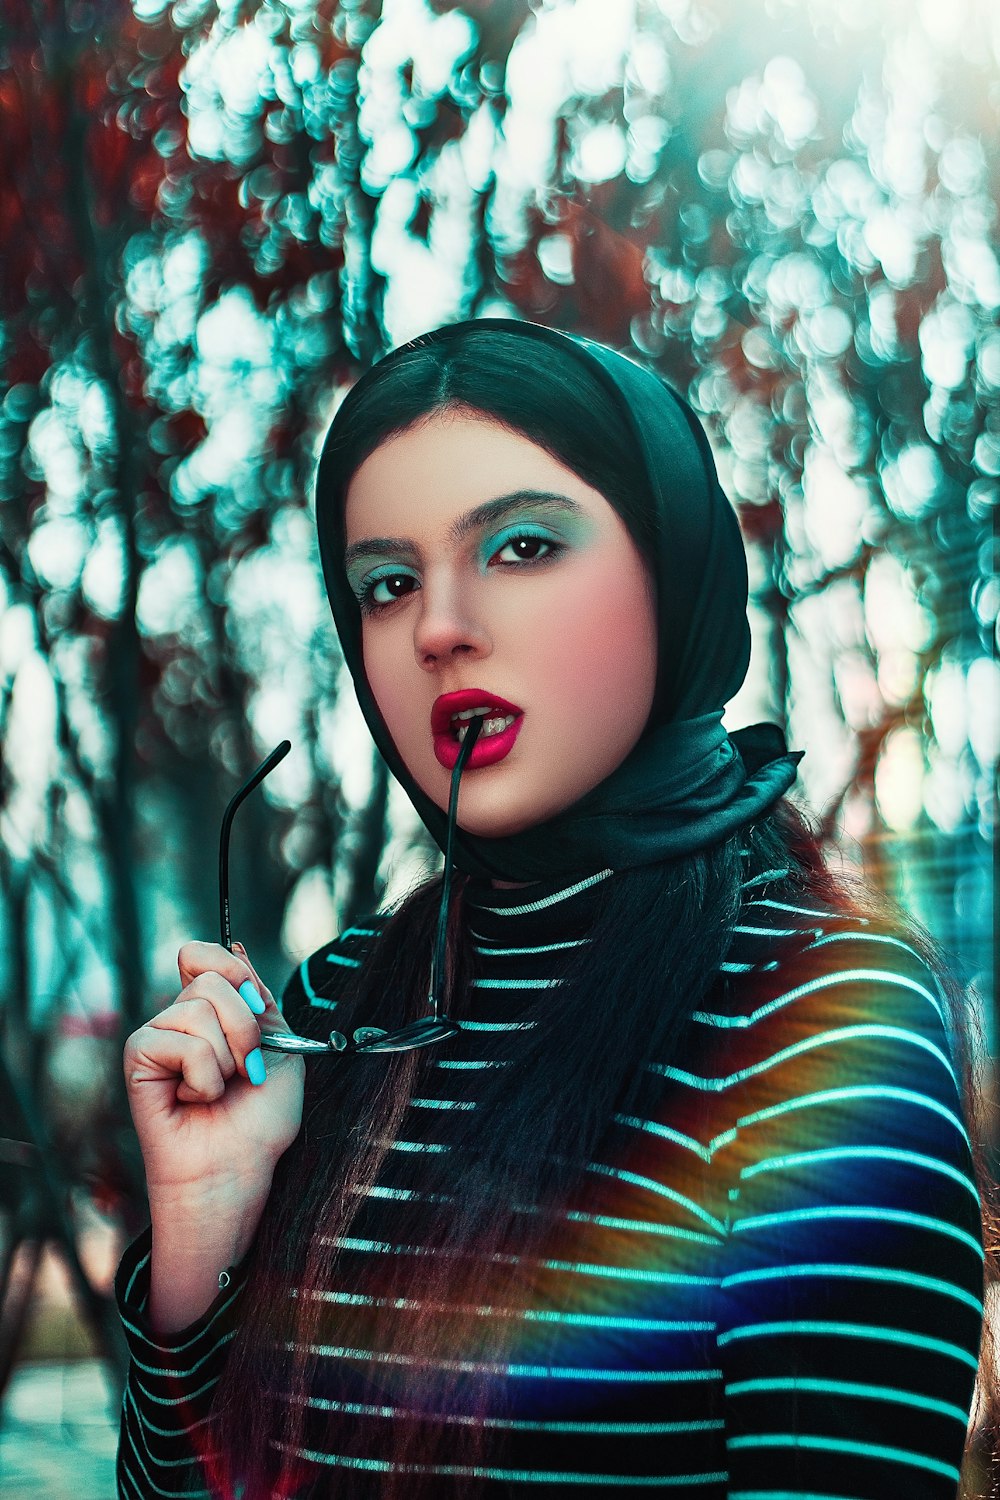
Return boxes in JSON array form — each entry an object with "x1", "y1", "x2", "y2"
[{"x1": 115, "y1": 866, "x2": 985, "y2": 1498}]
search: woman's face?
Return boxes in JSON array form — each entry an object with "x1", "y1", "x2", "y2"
[{"x1": 343, "y1": 408, "x2": 658, "y2": 840}]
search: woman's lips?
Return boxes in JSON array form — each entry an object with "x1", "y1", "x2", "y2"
[
  {"x1": 430, "y1": 689, "x2": 523, "y2": 735},
  {"x1": 431, "y1": 711, "x2": 524, "y2": 771}
]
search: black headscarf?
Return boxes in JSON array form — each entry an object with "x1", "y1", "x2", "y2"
[{"x1": 315, "y1": 317, "x2": 804, "y2": 883}]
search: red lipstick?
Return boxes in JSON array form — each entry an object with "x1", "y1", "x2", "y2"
[{"x1": 431, "y1": 689, "x2": 524, "y2": 771}]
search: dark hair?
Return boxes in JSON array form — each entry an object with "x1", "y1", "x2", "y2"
[{"x1": 207, "y1": 329, "x2": 999, "y2": 1498}]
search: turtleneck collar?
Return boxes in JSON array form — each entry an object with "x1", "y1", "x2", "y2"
[
  {"x1": 462, "y1": 867, "x2": 615, "y2": 947},
  {"x1": 461, "y1": 860, "x2": 809, "y2": 970}
]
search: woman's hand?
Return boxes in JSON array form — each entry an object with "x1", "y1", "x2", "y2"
[{"x1": 123, "y1": 940, "x2": 306, "y2": 1204}]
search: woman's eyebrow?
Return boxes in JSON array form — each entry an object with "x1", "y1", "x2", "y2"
[{"x1": 343, "y1": 490, "x2": 586, "y2": 571}]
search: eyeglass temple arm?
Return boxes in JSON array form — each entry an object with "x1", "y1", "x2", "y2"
[
  {"x1": 427, "y1": 714, "x2": 482, "y2": 1019},
  {"x1": 219, "y1": 740, "x2": 292, "y2": 951}
]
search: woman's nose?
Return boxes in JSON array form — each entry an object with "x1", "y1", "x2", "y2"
[{"x1": 413, "y1": 573, "x2": 491, "y2": 668}]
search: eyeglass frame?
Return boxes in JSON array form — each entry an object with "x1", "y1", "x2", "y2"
[{"x1": 218, "y1": 717, "x2": 484, "y2": 1057}]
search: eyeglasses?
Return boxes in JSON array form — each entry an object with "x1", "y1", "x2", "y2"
[{"x1": 218, "y1": 716, "x2": 485, "y2": 1057}]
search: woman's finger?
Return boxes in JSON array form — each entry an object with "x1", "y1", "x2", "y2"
[
  {"x1": 231, "y1": 941, "x2": 276, "y2": 1008},
  {"x1": 126, "y1": 1025, "x2": 228, "y2": 1104},
  {"x1": 147, "y1": 994, "x2": 241, "y2": 1083},
  {"x1": 177, "y1": 940, "x2": 270, "y2": 1013},
  {"x1": 164, "y1": 970, "x2": 266, "y2": 1081}
]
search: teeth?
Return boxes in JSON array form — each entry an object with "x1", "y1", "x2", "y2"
[
  {"x1": 451, "y1": 707, "x2": 494, "y2": 721},
  {"x1": 456, "y1": 714, "x2": 516, "y2": 742}
]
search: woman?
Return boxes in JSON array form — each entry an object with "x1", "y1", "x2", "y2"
[{"x1": 117, "y1": 318, "x2": 995, "y2": 1499}]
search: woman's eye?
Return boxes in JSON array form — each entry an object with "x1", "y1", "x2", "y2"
[
  {"x1": 492, "y1": 534, "x2": 557, "y2": 565},
  {"x1": 358, "y1": 572, "x2": 416, "y2": 614},
  {"x1": 356, "y1": 533, "x2": 562, "y2": 616}
]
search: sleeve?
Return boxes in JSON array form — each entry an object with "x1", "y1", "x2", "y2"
[
  {"x1": 115, "y1": 919, "x2": 387, "y2": 1498},
  {"x1": 114, "y1": 1223, "x2": 250, "y2": 1499},
  {"x1": 714, "y1": 929, "x2": 986, "y2": 1500}
]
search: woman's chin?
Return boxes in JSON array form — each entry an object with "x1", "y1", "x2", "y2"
[
  {"x1": 458, "y1": 813, "x2": 535, "y2": 839},
  {"x1": 453, "y1": 798, "x2": 543, "y2": 840},
  {"x1": 409, "y1": 758, "x2": 553, "y2": 838}
]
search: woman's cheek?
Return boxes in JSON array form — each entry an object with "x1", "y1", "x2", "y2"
[
  {"x1": 559, "y1": 577, "x2": 655, "y2": 727},
  {"x1": 363, "y1": 638, "x2": 410, "y2": 737},
  {"x1": 545, "y1": 590, "x2": 635, "y2": 705}
]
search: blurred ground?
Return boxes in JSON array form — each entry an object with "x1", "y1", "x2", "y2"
[
  {"x1": 0, "y1": 1359, "x2": 118, "y2": 1498},
  {"x1": 0, "y1": 1238, "x2": 120, "y2": 1497}
]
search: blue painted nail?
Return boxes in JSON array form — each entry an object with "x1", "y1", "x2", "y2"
[
  {"x1": 245, "y1": 1048, "x2": 266, "y2": 1086},
  {"x1": 239, "y1": 980, "x2": 266, "y2": 1015}
]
